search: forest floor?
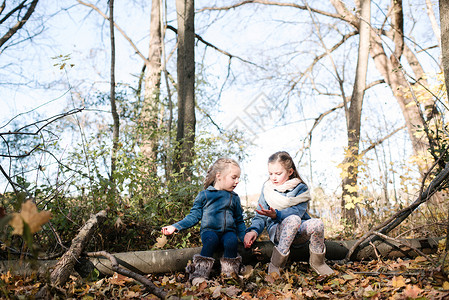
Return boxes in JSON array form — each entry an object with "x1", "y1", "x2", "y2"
[{"x1": 3, "y1": 253, "x2": 449, "y2": 299}]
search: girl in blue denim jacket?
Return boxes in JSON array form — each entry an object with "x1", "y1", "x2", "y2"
[
  {"x1": 162, "y1": 158, "x2": 246, "y2": 282},
  {"x1": 244, "y1": 151, "x2": 334, "y2": 277}
]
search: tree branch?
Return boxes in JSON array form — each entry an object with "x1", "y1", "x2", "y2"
[
  {"x1": 0, "y1": 108, "x2": 84, "y2": 137},
  {"x1": 198, "y1": 0, "x2": 344, "y2": 23},
  {"x1": 299, "y1": 78, "x2": 385, "y2": 159},
  {"x1": 76, "y1": 0, "x2": 150, "y2": 65},
  {"x1": 345, "y1": 161, "x2": 449, "y2": 260},
  {"x1": 166, "y1": 25, "x2": 264, "y2": 69},
  {"x1": 360, "y1": 125, "x2": 406, "y2": 156},
  {"x1": 0, "y1": 0, "x2": 26, "y2": 25},
  {"x1": 0, "y1": 0, "x2": 38, "y2": 49},
  {"x1": 87, "y1": 251, "x2": 178, "y2": 300},
  {"x1": 288, "y1": 30, "x2": 358, "y2": 95},
  {"x1": 0, "y1": 1, "x2": 5, "y2": 16},
  {"x1": 371, "y1": 231, "x2": 437, "y2": 266}
]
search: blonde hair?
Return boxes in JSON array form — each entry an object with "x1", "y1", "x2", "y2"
[
  {"x1": 203, "y1": 158, "x2": 240, "y2": 189},
  {"x1": 268, "y1": 151, "x2": 303, "y2": 181}
]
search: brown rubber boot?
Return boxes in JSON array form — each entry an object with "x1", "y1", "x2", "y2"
[
  {"x1": 309, "y1": 246, "x2": 334, "y2": 276},
  {"x1": 220, "y1": 255, "x2": 242, "y2": 277},
  {"x1": 185, "y1": 254, "x2": 215, "y2": 282},
  {"x1": 267, "y1": 246, "x2": 289, "y2": 277}
]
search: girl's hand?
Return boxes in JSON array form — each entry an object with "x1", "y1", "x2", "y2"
[
  {"x1": 161, "y1": 225, "x2": 177, "y2": 235},
  {"x1": 255, "y1": 204, "x2": 277, "y2": 219},
  {"x1": 244, "y1": 231, "x2": 258, "y2": 248}
]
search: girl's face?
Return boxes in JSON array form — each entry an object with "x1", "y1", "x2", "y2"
[
  {"x1": 268, "y1": 161, "x2": 293, "y2": 186},
  {"x1": 214, "y1": 164, "x2": 241, "y2": 192}
]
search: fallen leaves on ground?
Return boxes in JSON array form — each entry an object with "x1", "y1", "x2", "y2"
[{"x1": 2, "y1": 255, "x2": 449, "y2": 299}]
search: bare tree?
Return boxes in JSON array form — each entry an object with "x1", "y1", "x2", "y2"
[
  {"x1": 440, "y1": 0, "x2": 449, "y2": 91},
  {"x1": 341, "y1": 0, "x2": 371, "y2": 226},
  {"x1": 140, "y1": 0, "x2": 162, "y2": 167},
  {"x1": 174, "y1": 0, "x2": 196, "y2": 177},
  {"x1": 109, "y1": 0, "x2": 120, "y2": 183},
  {"x1": 330, "y1": 0, "x2": 432, "y2": 173}
]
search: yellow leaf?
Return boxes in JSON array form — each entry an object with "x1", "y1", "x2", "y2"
[
  {"x1": 392, "y1": 276, "x2": 406, "y2": 288},
  {"x1": 154, "y1": 235, "x2": 167, "y2": 248},
  {"x1": 414, "y1": 256, "x2": 427, "y2": 262},
  {"x1": 443, "y1": 281, "x2": 449, "y2": 290},
  {"x1": 344, "y1": 185, "x2": 358, "y2": 193},
  {"x1": 344, "y1": 202, "x2": 355, "y2": 210},
  {"x1": 9, "y1": 201, "x2": 51, "y2": 235}
]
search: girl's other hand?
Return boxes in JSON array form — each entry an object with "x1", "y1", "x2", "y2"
[
  {"x1": 255, "y1": 204, "x2": 277, "y2": 219},
  {"x1": 161, "y1": 225, "x2": 177, "y2": 235},
  {"x1": 244, "y1": 231, "x2": 258, "y2": 248}
]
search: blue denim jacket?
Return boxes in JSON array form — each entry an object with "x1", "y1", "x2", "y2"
[
  {"x1": 246, "y1": 181, "x2": 311, "y2": 242},
  {"x1": 173, "y1": 186, "x2": 247, "y2": 241}
]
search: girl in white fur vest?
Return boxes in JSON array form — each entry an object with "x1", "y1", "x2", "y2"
[{"x1": 244, "y1": 151, "x2": 334, "y2": 277}]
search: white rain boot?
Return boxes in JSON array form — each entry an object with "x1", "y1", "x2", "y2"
[
  {"x1": 309, "y1": 245, "x2": 334, "y2": 276},
  {"x1": 268, "y1": 246, "x2": 289, "y2": 277}
]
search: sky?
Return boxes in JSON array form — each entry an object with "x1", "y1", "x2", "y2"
[{"x1": 0, "y1": 0, "x2": 441, "y2": 199}]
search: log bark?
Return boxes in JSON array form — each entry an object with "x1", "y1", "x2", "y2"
[
  {"x1": 49, "y1": 210, "x2": 107, "y2": 286},
  {"x1": 90, "y1": 237, "x2": 442, "y2": 275},
  {"x1": 0, "y1": 237, "x2": 441, "y2": 277}
]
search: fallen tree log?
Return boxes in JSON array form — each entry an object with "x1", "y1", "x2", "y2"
[
  {"x1": 90, "y1": 237, "x2": 442, "y2": 275},
  {"x1": 50, "y1": 210, "x2": 107, "y2": 286},
  {"x1": 1, "y1": 237, "x2": 441, "y2": 276}
]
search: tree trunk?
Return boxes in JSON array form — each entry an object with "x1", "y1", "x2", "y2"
[
  {"x1": 109, "y1": 0, "x2": 120, "y2": 183},
  {"x1": 140, "y1": 0, "x2": 162, "y2": 166},
  {"x1": 426, "y1": 0, "x2": 441, "y2": 49},
  {"x1": 439, "y1": 0, "x2": 449, "y2": 250},
  {"x1": 341, "y1": 0, "x2": 370, "y2": 227},
  {"x1": 440, "y1": 0, "x2": 449, "y2": 93},
  {"x1": 174, "y1": 0, "x2": 196, "y2": 178},
  {"x1": 50, "y1": 210, "x2": 107, "y2": 286}
]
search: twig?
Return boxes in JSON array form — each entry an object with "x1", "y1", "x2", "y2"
[
  {"x1": 87, "y1": 251, "x2": 179, "y2": 300},
  {"x1": 0, "y1": 0, "x2": 38, "y2": 49},
  {"x1": 395, "y1": 222, "x2": 447, "y2": 239},
  {"x1": 197, "y1": 0, "x2": 344, "y2": 23},
  {"x1": 77, "y1": 0, "x2": 150, "y2": 65},
  {"x1": 166, "y1": 25, "x2": 264, "y2": 69},
  {"x1": 369, "y1": 241, "x2": 382, "y2": 262},
  {"x1": 353, "y1": 271, "x2": 423, "y2": 276},
  {"x1": 371, "y1": 231, "x2": 437, "y2": 266},
  {"x1": 0, "y1": 107, "x2": 84, "y2": 136}
]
